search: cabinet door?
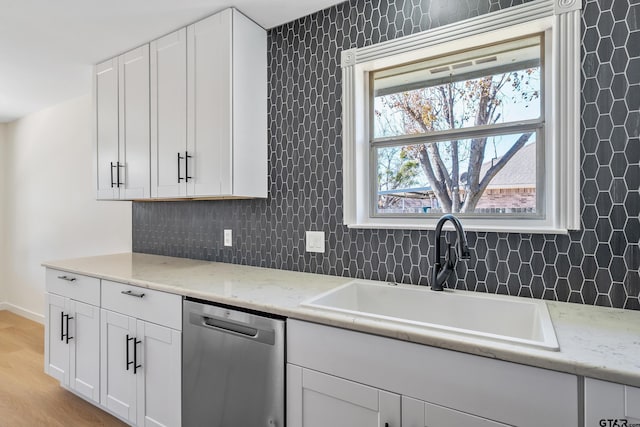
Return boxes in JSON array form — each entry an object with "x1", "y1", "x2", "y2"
[
  {"x1": 136, "y1": 320, "x2": 181, "y2": 427},
  {"x1": 44, "y1": 293, "x2": 69, "y2": 384},
  {"x1": 151, "y1": 28, "x2": 188, "y2": 199},
  {"x1": 187, "y1": 10, "x2": 233, "y2": 197},
  {"x1": 119, "y1": 45, "x2": 151, "y2": 200},
  {"x1": 95, "y1": 58, "x2": 120, "y2": 200},
  {"x1": 230, "y1": 9, "x2": 268, "y2": 198},
  {"x1": 287, "y1": 364, "x2": 400, "y2": 427},
  {"x1": 68, "y1": 300, "x2": 100, "y2": 404},
  {"x1": 101, "y1": 309, "x2": 137, "y2": 423},
  {"x1": 585, "y1": 378, "x2": 640, "y2": 425},
  {"x1": 402, "y1": 396, "x2": 509, "y2": 427}
]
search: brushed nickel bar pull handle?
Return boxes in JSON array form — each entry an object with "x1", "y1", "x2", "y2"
[
  {"x1": 121, "y1": 290, "x2": 145, "y2": 298},
  {"x1": 57, "y1": 275, "x2": 77, "y2": 282}
]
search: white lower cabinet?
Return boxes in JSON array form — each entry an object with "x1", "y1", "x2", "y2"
[
  {"x1": 287, "y1": 364, "x2": 400, "y2": 427},
  {"x1": 45, "y1": 293, "x2": 101, "y2": 404},
  {"x1": 44, "y1": 268, "x2": 182, "y2": 427},
  {"x1": 287, "y1": 319, "x2": 579, "y2": 427},
  {"x1": 287, "y1": 363, "x2": 510, "y2": 427},
  {"x1": 45, "y1": 270, "x2": 101, "y2": 404},
  {"x1": 101, "y1": 309, "x2": 137, "y2": 421},
  {"x1": 101, "y1": 309, "x2": 181, "y2": 427},
  {"x1": 584, "y1": 378, "x2": 640, "y2": 426}
]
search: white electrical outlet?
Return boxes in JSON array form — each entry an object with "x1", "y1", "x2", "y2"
[
  {"x1": 224, "y1": 229, "x2": 232, "y2": 247},
  {"x1": 305, "y1": 231, "x2": 325, "y2": 253}
]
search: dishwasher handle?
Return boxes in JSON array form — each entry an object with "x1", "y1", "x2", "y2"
[{"x1": 190, "y1": 312, "x2": 276, "y2": 345}]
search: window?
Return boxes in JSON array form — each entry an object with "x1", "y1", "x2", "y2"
[{"x1": 341, "y1": 0, "x2": 582, "y2": 233}]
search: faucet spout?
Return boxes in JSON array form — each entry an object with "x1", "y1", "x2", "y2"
[{"x1": 431, "y1": 214, "x2": 471, "y2": 291}]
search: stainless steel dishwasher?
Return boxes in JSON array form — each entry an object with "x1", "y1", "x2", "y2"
[{"x1": 182, "y1": 298, "x2": 285, "y2": 427}]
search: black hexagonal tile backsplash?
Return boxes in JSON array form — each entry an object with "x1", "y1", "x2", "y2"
[{"x1": 133, "y1": 0, "x2": 640, "y2": 310}]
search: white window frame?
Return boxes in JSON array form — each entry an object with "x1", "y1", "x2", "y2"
[{"x1": 341, "y1": 0, "x2": 582, "y2": 233}]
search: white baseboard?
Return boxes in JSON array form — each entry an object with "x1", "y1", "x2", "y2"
[{"x1": 0, "y1": 302, "x2": 45, "y2": 324}]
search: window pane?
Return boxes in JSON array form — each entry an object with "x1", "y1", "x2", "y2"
[
  {"x1": 372, "y1": 36, "x2": 542, "y2": 138},
  {"x1": 375, "y1": 133, "x2": 538, "y2": 215}
]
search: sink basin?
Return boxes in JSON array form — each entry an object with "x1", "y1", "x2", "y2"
[{"x1": 301, "y1": 281, "x2": 559, "y2": 351}]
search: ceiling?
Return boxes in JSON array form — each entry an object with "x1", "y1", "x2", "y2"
[{"x1": 0, "y1": 0, "x2": 345, "y2": 123}]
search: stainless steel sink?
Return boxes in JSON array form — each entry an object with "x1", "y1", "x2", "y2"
[{"x1": 301, "y1": 281, "x2": 559, "y2": 351}]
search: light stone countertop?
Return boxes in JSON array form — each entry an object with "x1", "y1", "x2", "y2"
[{"x1": 43, "y1": 252, "x2": 640, "y2": 388}]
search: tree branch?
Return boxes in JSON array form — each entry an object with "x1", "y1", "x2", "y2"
[
  {"x1": 462, "y1": 133, "x2": 532, "y2": 212},
  {"x1": 402, "y1": 100, "x2": 453, "y2": 199},
  {"x1": 418, "y1": 145, "x2": 452, "y2": 212},
  {"x1": 478, "y1": 133, "x2": 532, "y2": 191}
]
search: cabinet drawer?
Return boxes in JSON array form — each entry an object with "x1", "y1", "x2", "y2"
[
  {"x1": 101, "y1": 281, "x2": 182, "y2": 330},
  {"x1": 46, "y1": 268, "x2": 100, "y2": 306}
]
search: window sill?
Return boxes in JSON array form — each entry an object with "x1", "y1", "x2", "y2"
[{"x1": 345, "y1": 221, "x2": 571, "y2": 234}]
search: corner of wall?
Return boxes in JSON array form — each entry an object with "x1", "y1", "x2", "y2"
[
  {"x1": 0, "y1": 122, "x2": 7, "y2": 304},
  {"x1": 2, "y1": 95, "x2": 132, "y2": 318}
]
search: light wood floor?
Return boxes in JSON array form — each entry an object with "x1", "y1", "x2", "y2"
[{"x1": 0, "y1": 310, "x2": 126, "y2": 427}]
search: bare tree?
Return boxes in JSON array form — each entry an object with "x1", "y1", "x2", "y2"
[{"x1": 377, "y1": 69, "x2": 539, "y2": 213}]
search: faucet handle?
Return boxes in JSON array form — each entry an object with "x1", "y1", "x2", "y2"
[{"x1": 460, "y1": 245, "x2": 471, "y2": 259}]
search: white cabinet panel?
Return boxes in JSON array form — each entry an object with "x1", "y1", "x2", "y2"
[
  {"x1": 187, "y1": 10, "x2": 233, "y2": 197},
  {"x1": 287, "y1": 364, "x2": 400, "y2": 427},
  {"x1": 402, "y1": 396, "x2": 509, "y2": 427},
  {"x1": 119, "y1": 45, "x2": 151, "y2": 200},
  {"x1": 95, "y1": 58, "x2": 120, "y2": 200},
  {"x1": 585, "y1": 378, "x2": 640, "y2": 425},
  {"x1": 101, "y1": 308, "x2": 181, "y2": 427},
  {"x1": 136, "y1": 321, "x2": 181, "y2": 427},
  {"x1": 101, "y1": 309, "x2": 138, "y2": 423},
  {"x1": 151, "y1": 28, "x2": 188, "y2": 198},
  {"x1": 231, "y1": 9, "x2": 268, "y2": 198},
  {"x1": 69, "y1": 300, "x2": 100, "y2": 403},
  {"x1": 44, "y1": 293, "x2": 68, "y2": 384},
  {"x1": 627, "y1": 385, "x2": 640, "y2": 420}
]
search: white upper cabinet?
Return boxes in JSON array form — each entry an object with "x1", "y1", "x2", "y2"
[
  {"x1": 97, "y1": 8, "x2": 266, "y2": 200},
  {"x1": 95, "y1": 58, "x2": 120, "y2": 200},
  {"x1": 95, "y1": 45, "x2": 151, "y2": 200},
  {"x1": 119, "y1": 45, "x2": 151, "y2": 200},
  {"x1": 148, "y1": 8, "x2": 267, "y2": 199},
  {"x1": 187, "y1": 10, "x2": 233, "y2": 197},
  {"x1": 150, "y1": 28, "x2": 188, "y2": 198}
]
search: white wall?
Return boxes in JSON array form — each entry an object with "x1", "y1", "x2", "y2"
[
  {"x1": 3, "y1": 94, "x2": 131, "y2": 320},
  {"x1": 0, "y1": 123, "x2": 7, "y2": 304}
]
